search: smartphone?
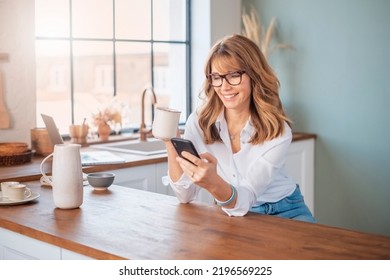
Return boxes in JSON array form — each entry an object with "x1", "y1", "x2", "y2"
[{"x1": 170, "y1": 138, "x2": 200, "y2": 163}]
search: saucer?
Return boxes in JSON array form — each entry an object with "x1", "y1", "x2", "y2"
[{"x1": 0, "y1": 191, "x2": 40, "y2": 206}]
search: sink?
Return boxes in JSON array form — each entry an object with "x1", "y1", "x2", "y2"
[{"x1": 92, "y1": 139, "x2": 167, "y2": 156}]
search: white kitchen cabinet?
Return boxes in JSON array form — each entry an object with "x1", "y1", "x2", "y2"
[
  {"x1": 0, "y1": 227, "x2": 92, "y2": 260},
  {"x1": 111, "y1": 165, "x2": 157, "y2": 193},
  {"x1": 0, "y1": 227, "x2": 59, "y2": 260},
  {"x1": 285, "y1": 138, "x2": 315, "y2": 214},
  {"x1": 111, "y1": 162, "x2": 169, "y2": 195}
]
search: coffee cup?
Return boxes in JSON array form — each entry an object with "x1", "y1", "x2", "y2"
[
  {"x1": 1, "y1": 181, "x2": 19, "y2": 197},
  {"x1": 152, "y1": 107, "x2": 181, "y2": 140},
  {"x1": 7, "y1": 184, "x2": 32, "y2": 201}
]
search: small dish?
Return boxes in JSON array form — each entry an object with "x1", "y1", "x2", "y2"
[{"x1": 87, "y1": 172, "x2": 115, "y2": 191}]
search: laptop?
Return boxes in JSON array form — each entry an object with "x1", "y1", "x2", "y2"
[{"x1": 41, "y1": 114, "x2": 126, "y2": 166}]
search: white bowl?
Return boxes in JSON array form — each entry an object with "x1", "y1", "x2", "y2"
[{"x1": 87, "y1": 173, "x2": 115, "y2": 191}]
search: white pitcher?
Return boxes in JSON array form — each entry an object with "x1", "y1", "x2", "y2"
[{"x1": 40, "y1": 144, "x2": 83, "y2": 209}]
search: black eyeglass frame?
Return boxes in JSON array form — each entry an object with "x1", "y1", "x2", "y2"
[{"x1": 207, "y1": 70, "x2": 246, "y2": 87}]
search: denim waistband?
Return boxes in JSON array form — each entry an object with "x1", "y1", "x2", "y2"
[{"x1": 250, "y1": 185, "x2": 313, "y2": 218}]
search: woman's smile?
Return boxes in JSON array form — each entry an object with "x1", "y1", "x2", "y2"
[{"x1": 221, "y1": 92, "x2": 239, "y2": 100}]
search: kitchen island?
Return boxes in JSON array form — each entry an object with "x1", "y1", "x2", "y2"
[{"x1": 0, "y1": 181, "x2": 389, "y2": 260}]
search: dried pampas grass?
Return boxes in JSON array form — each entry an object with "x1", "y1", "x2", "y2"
[{"x1": 242, "y1": 7, "x2": 292, "y2": 59}]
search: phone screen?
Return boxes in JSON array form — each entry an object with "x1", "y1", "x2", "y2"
[{"x1": 170, "y1": 138, "x2": 200, "y2": 162}]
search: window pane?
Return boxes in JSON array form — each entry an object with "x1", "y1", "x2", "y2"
[
  {"x1": 73, "y1": 41, "x2": 114, "y2": 125},
  {"x1": 116, "y1": 0, "x2": 151, "y2": 40},
  {"x1": 153, "y1": 0, "x2": 187, "y2": 41},
  {"x1": 35, "y1": 40, "x2": 71, "y2": 133},
  {"x1": 35, "y1": 0, "x2": 70, "y2": 37},
  {"x1": 154, "y1": 43, "x2": 187, "y2": 123},
  {"x1": 116, "y1": 42, "x2": 152, "y2": 129},
  {"x1": 35, "y1": 0, "x2": 189, "y2": 135},
  {"x1": 72, "y1": 0, "x2": 113, "y2": 38}
]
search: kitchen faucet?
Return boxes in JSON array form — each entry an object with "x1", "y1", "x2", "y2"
[{"x1": 140, "y1": 86, "x2": 157, "y2": 141}]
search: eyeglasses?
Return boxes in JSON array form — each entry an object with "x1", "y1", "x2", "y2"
[{"x1": 207, "y1": 70, "x2": 246, "y2": 87}]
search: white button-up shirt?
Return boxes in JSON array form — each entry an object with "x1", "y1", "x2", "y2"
[{"x1": 164, "y1": 111, "x2": 296, "y2": 216}]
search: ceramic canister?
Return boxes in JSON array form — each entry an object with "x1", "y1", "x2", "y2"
[{"x1": 40, "y1": 144, "x2": 83, "y2": 209}]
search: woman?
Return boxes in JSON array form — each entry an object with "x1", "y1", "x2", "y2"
[{"x1": 164, "y1": 34, "x2": 315, "y2": 222}]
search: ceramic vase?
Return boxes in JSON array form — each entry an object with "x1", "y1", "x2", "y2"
[
  {"x1": 98, "y1": 122, "x2": 111, "y2": 141},
  {"x1": 40, "y1": 144, "x2": 83, "y2": 209}
]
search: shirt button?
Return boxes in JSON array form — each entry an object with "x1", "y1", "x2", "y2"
[{"x1": 233, "y1": 174, "x2": 236, "y2": 178}]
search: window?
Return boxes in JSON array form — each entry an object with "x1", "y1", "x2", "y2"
[{"x1": 35, "y1": 0, "x2": 190, "y2": 134}]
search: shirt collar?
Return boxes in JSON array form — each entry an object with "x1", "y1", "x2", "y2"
[{"x1": 215, "y1": 110, "x2": 255, "y2": 141}]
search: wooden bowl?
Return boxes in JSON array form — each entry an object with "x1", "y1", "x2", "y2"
[{"x1": 0, "y1": 142, "x2": 29, "y2": 155}]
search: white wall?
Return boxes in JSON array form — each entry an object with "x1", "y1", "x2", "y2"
[
  {"x1": 244, "y1": 0, "x2": 390, "y2": 236},
  {"x1": 0, "y1": 0, "x2": 36, "y2": 143},
  {"x1": 191, "y1": 0, "x2": 242, "y2": 110}
]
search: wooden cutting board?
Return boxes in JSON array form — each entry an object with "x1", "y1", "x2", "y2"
[{"x1": 0, "y1": 71, "x2": 10, "y2": 129}]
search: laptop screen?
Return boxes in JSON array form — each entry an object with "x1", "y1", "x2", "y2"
[{"x1": 41, "y1": 114, "x2": 64, "y2": 145}]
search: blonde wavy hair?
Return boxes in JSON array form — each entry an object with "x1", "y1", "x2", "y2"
[{"x1": 198, "y1": 34, "x2": 291, "y2": 145}]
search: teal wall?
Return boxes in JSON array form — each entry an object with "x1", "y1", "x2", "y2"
[{"x1": 243, "y1": 0, "x2": 390, "y2": 236}]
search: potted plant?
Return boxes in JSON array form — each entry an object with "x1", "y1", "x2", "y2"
[
  {"x1": 92, "y1": 108, "x2": 121, "y2": 141},
  {"x1": 242, "y1": 7, "x2": 292, "y2": 59}
]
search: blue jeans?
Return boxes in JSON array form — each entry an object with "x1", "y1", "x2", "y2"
[{"x1": 250, "y1": 186, "x2": 316, "y2": 223}]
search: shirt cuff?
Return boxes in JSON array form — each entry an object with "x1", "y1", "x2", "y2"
[{"x1": 162, "y1": 175, "x2": 198, "y2": 203}]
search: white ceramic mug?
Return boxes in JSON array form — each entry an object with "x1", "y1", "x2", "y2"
[
  {"x1": 1, "y1": 181, "x2": 19, "y2": 197},
  {"x1": 152, "y1": 107, "x2": 181, "y2": 140},
  {"x1": 7, "y1": 184, "x2": 32, "y2": 201},
  {"x1": 40, "y1": 143, "x2": 84, "y2": 209}
]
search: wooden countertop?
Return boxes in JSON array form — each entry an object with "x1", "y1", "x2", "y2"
[
  {"x1": 0, "y1": 181, "x2": 389, "y2": 260},
  {"x1": 0, "y1": 132, "x2": 316, "y2": 182}
]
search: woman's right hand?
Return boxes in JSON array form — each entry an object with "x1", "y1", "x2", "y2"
[{"x1": 176, "y1": 152, "x2": 219, "y2": 188}]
